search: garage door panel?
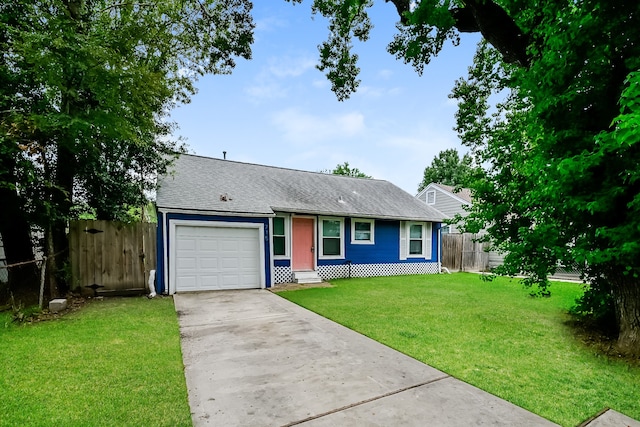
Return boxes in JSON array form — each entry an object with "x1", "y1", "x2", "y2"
[
  {"x1": 174, "y1": 224, "x2": 262, "y2": 292},
  {"x1": 176, "y1": 256, "x2": 197, "y2": 269},
  {"x1": 240, "y1": 257, "x2": 258, "y2": 268},
  {"x1": 240, "y1": 240, "x2": 257, "y2": 250},
  {"x1": 199, "y1": 239, "x2": 219, "y2": 251},
  {"x1": 200, "y1": 275, "x2": 220, "y2": 287},
  {"x1": 178, "y1": 276, "x2": 198, "y2": 290},
  {"x1": 177, "y1": 238, "x2": 196, "y2": 250},
  {"x1": 221, "y1": 256, "x2": 242, "y2": 269},
  {"x1": 199, "y1": 257, "x2": 219, "y2": 269},
  {"x1": 220, "y1": 239, "x2": 240, "y2": 251}
]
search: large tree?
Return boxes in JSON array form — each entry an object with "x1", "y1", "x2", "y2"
[
  {"x1": 299, "y1": 0, "x2": 640, "y2": 354},
  {"x1": 417, "y1": 148, "x2": 475, "y2": 191},
  {"x1": 1, "y1": 0, "x2": 254, "y2": 301}
]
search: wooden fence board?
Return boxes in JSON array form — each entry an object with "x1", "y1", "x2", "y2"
[
  {"x1": 442, "y1": 233, "x2": 489, "y2": 272},
  {"x1": 70, "y1": 220, "x2": 156, "y2": 295}
]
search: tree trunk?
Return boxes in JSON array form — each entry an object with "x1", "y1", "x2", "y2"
[
  {"x1": 611, "y1": 274, "x2": 640, "y2": 356},
  {"x1": 47, "y1": 142, "x2": 75, "y2": 298}
]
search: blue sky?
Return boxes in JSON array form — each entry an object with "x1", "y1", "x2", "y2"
[{"x1": 169, "y1": 2, "x2": 481, "y2": 194}]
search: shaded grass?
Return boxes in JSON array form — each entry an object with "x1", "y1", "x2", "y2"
[
  {"x1": 0, "y1": 297, "x2": 191, "y2": 427},
  {"x1": 279, "y1": 273, "x2": 640, "y2": 427}
]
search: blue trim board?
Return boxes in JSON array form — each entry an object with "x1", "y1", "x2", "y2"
[{"x1": 155, "y1": 211, "x2": 165, "y2": 293}]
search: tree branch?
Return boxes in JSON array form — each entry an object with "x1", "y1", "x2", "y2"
[
  {"x1": 386, "y1": 0, "x2": 530, "y2": 67},
  {"x1": 384, "y1": 0, "x2": 410, "y2": 24},
  {"x1": 461, "y1": 0, "x2": 529, "y2": 67}
]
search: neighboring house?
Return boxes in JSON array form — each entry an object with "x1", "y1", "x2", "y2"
[
  {"x1": 416, "y1": 183, "x2": 472, "y2": 234},
  {"x1": 417, "y1": 183, "x2": 504, "y2": 270},
  {"x1": 155, "y1": 154, "x2": 446, "y2": 294}
]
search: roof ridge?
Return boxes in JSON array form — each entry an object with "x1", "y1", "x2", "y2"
[{"x1": 180, "y1": 153, "x2": 389, "y2": 183}]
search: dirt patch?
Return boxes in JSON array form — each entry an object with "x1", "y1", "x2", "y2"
[
  {"x1": 566, "y1": 319, "x2": 640, "y2": 365},
  {"x1": 32, "y1": 296, "x2": 92, "y2": 322},
  {"x1": 269, "y1": 282, "x2": 334, "y2": 292}
]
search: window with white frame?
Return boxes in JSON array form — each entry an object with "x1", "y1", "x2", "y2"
[
  {"x1": 409, "y1": 223, "x2": 424, "y2": 255},
  {"x1": 401, "y1": 221, "x2": 432, "y2": 259},
  {"x1": 351, "y1": 218, "x2": 374, "y2": 244},
  {"x1": 272, "y1": 216, "x2": 288, "y2": 257},
  {"x1": 319, "y1": 217, "x2": 344, "y2": 258},
  {"x1": 426, "y1": 190, "x2": 436, "y2": 204}
]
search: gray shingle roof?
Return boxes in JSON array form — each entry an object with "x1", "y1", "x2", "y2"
[
  {"x1": 157, "y1": 154, "x2": 447, "y2": 222},
  {"x1": 431, "y1": 183, "x2": 473, "y2": 204}
]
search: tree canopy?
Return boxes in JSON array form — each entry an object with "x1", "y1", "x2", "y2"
[
  {"x1": 326, "y1": 161, "x2": 372, "y2": 178},
  {"x1": 302, "y1": 0, "x2": 640, "y2": 355},
  {"x1": 417, "y1": 148, "x2": 475, "y2": 192},
  {"x1": 1, "y1": 0, "x2": 254, "y2": 299}
]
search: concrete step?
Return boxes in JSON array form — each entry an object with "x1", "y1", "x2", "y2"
[{"x1": 293, "y1": 271, "x2": 322, "y2": 284}]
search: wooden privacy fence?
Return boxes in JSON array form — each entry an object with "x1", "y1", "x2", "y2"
[
  {"x1": 442, "y1": 233, "x2": 489, "y2": 272},
  {"x1": 69, "y1": 220, "x2": 156, "y2": 295}
]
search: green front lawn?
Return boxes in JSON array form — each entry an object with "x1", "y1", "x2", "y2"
[
  {"x1": 279, "y1": 273, "x2": 640, "y2": 427},
  {"x1": 0, "y1": 297, "x2": 191, "y2": 427}
]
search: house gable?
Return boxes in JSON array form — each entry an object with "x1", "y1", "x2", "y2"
[{"x1": 416, "y1": 183, "x2": 472, "y2": 233}]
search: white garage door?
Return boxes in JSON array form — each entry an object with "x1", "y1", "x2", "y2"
[{"x1": 174, "y1": 225, "x2": 262, "y2": 292}]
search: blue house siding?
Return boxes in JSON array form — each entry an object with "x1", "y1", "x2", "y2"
[
  {"x1": 343, "y1": 219, "x2": 397, "y2": 264},
  {"x1": 320, "y1": 219, "x2": 439, "y2": 266},
  {"x1": 312, "y1": 219, "x2": 441, "y2": 281},
  {"x1": 271, "y1": 217, "x2": 441, "y2": 284},
  {"x1": 157, "y1": 211, "x2": 271, "y2": 293}
]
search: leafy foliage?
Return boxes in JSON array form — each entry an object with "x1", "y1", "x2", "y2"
[
  {"x1": 0, "y1": 0, "x2": 254, "y2": 295},
  {"x1": 417, "y1": 148, "x2": 476, "y2": 191},
  {"x1": 324, "y1": 161, "x2": 372, "y2": 178}
]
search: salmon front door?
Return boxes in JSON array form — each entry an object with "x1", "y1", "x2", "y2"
[{"x1": 292, "y1": 217, "x2": 314, "y2": 271}]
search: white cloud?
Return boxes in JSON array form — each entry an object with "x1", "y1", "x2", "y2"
[
  {"x1": 254, "y1": 16, "x2": 288, "y2": 33},
  {"x1": 268, "y1": 55, "x2": 316, "y2": 78},
  {"x1": 312, "y1": 78, "x2": 329, "y2": 89},
  {"x1": 377, "y1": 69, "x2": 393, "y2": 79},
  {"x1": 271, "y1": 108, "x2": 366, "y2": 144},
  {"x1": 356, "y1": 85, "x2": 384, "y2": 98},
  {"x1": 245, "y1": 54, "x2": 316, "y2": 101},
  {"x1": 245, "y1": 82, "x2": 287, "y2": 100}
]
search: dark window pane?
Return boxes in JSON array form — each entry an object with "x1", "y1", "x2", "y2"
[
  {"x1": 355, "y1": 221, "x2": 370, "y2": 232},
  {"x1": 323, "y1": 220, "x2": 341, "y2": 237},
  {"x1": 273, "y1": 217, "x2": 285, "y2": 236},
  {"x1": 274, "y1": 236, "x2": 285, "y2": 256},
  {"x1": 409, "y1": 239, "x2": 422, "y2": 255},
  {"x1": 323, "y1": 238, "x2": 340, "y2": 255},
  {"x1": 410, "y1": 224, "x2": 422, "y2": 239}
]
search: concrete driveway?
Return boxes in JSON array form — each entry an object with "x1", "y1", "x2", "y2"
[{"x1": 174, "y1": 289, "x2": 558, "y2": 426}]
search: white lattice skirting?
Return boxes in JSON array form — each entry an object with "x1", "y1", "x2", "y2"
[
  {"x1": 273, "y1": 266, "x2": 294, "y2": 284},
  {"x1": 273, "y1": 262, "x2": 440, "y2": 284}
]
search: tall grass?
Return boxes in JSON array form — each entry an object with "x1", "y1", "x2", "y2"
[
  {"x1": 0, "y1": 297, "x2": 191, "y2": 427},
  {"x1": 279, "y1": 273, "x2": 640, "y2": 427}
]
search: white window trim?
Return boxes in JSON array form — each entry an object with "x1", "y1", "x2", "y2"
[
  {"x1": 318, "y1": 216, "x2": 345, "y2": 260},
  {"x1": 271, "y1": 214, "x2": 290, "y2": 259},
  {"x1": 426, "y1": 190, "x2": 436, "y2": 205},
  {"x1": 401, "y1": 221, "x2": 432, "y2": 259},
  {"x1": 350, "y1": 218, "x2": 375, "y2": 245}
]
